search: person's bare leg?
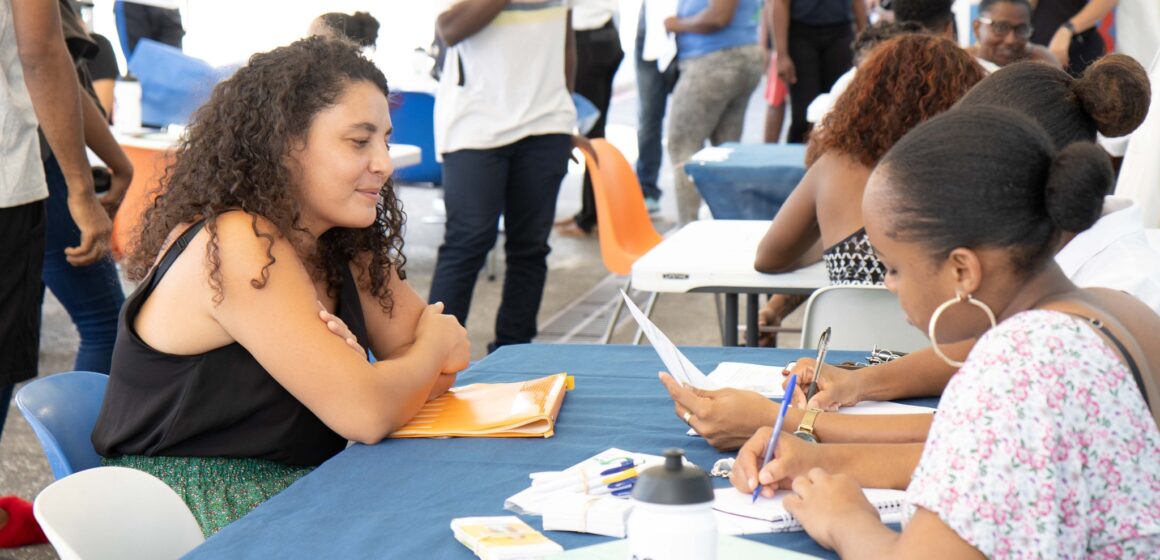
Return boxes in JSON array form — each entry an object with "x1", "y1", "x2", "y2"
[{"x1": 764, "y1": 102, "x2": 786, "y2": 143}]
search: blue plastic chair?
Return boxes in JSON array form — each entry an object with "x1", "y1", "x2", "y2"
[
  {"x1": 388, "y1": 90, "x2": 442, "y2": 185},
  {"x1": 15, "y1": 371, "x2": 109, "y2": 480}
]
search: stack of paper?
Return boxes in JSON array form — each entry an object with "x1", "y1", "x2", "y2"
[
  {"x1": 451, "y1": 516, "x2": 563, "y2": 560},
  {"x1": 541, "y1": 494, "x2": 634, "y2": 538},
  {"x1": 506, "y1": 448, "x2": 670, "y2": 516}
]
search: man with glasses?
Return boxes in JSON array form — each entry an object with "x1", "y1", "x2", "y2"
[{"x1": 969, "y1": 0, "x2": 1059, "y2": 70}]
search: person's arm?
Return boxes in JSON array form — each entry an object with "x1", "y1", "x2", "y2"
[
  {"x1": 772, "y1": 0, "x2": 795, "y2": 84},
  {"x1": 660, "y1": 372, "x2": 933, "y2": 450},
  {"x1": 731, "y1": 427, "x2": 924, "y2": 492},
  {"x1": 12, "y1": 0, "x2": 111, "y2": 266},
  {"x1": 1047, "y1": 0, "x2": 1118, "y2": 68},
  {"x1": 92, "y1": 79, "x2": 115, "y2": 120},
  {"x1": 436, "y1": 0, "x2": 510, "y2": 47},
  {"x1": 851, "y1": 0, "x2": 867, "y2": 33},
  {"x1": 207, "y1": 213, "x2": 467, "y2": 444},
  {"x1": 787, "y1": 338, "x2": 973, "y2": 408},
  {"x1": 80, "y1": 92, "x2": 133, "y2": 216},
  {"x1": 664, "y1": 0, "x2": 739, "y2": 34},
  {"x1": 754, "y1": 159, "x2": 827, "y2": 273},
  {"x1": 355, "y1": 255, "x2": 471, "y2": 402},
  {"x1": 784, "y1": 473, "x2": 986, "y2": 560}
]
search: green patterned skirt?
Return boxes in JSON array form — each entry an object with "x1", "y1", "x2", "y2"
[{"x1": 103, "y1": 455, "x2": 314, "y2": 537}]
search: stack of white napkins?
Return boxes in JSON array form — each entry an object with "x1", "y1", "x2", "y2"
[
  {"x1": 506, "y1": 448, "x2": 686, "y2": 538},
  {"x1": 541, "y1": 494, "x2": 635, "y2": 538}
]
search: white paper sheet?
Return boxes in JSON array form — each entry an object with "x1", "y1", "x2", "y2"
[
  {"x1": 642, "y1": 0, "x2": 678, "y2": 72},
  {"x1": 705, "y1": 362, "x2": 786, "y2": 398},
  {"x1": 621, "y1": 290, "x2": 714, "y2": 389}
]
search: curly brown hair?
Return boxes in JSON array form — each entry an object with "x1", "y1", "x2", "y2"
[
  {"x1": 805, "y1": 35, "x2": 986, "y2": 167},
  {"x1": 126, "y1": 36, "x2": 407, "y2": 314}
]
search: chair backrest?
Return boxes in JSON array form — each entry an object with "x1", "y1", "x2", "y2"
[
  {"x1": 15, "y1": 372, "x2": 109, "y2": 480},
  {"x1": 388, "y1": 90, "x2": 442, "y2": 185},
  {"x1": 800, "y1": 285, "x2": 929, "y2": 353},
  {"x1": 34, "y1": 466, "x2": 205, "y2": 560},
  {"x1": 581, "y1": 139, "x2": 665, "y2": 275}
]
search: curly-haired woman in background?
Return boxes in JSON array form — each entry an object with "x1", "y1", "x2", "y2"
[
  {"x1": 91, "y1": 37, "x2": 469, "y2": 536},
  {"x1": 753, "y1": 35, "x2": 984, "y2": 332}
]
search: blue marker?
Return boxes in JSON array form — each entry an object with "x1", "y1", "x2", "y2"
[{"x1": 752, "y1": 374, "x2": 796, "y2": 503}]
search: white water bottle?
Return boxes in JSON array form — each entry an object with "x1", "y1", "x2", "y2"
[
  {"x1": 113, "y1": 76, "x2": 142, "y2": 132},
  {"x1": 627, "y1": 449, "x2": 717, "y2": 560}
]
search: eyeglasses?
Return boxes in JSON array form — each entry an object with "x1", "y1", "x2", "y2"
[{"x1": 978, "y1": 17, "x2": 1034, "y2": 39}]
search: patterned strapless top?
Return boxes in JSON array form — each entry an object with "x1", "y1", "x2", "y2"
[{"x1": 821, "y1": 228, "x2": 885, "y2": 285}]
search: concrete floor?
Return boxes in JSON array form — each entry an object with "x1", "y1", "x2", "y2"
[{"x1": 0, "y1": 66, "x2": 798, "y2": 559}]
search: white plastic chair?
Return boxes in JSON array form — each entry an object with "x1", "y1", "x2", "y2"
[
  {"x1": 800, "y1": 285, "x2": 929, "y2": 352},
  {"x1": 33, "y1": 466, "x2": 205, "y2": 560}
]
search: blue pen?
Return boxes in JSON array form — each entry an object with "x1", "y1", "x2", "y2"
[{"x1": 752, "y1": 374, "x2": 796, "y2": 503}]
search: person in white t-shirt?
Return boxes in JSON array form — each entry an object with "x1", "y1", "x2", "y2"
[
  {"x1": 430, "y1": 0, "x2": 577, "y2": 351},
  {"x1": 1, "y1": 0, "x2": 111, "y2": 547}
]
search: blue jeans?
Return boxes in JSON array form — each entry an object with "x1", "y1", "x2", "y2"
[
  {"x1": 43, "y1": 155, "x2": 125, "y2": 373},
  {"x1": 429, "y1": 134, "x2": 571, "y2": 348},
  {"x1": 0, "y1": 383, "x2": 13, "y2": 447},
  {"x1": 634, "y1": 5, "x2": 679, "y2": 201}
]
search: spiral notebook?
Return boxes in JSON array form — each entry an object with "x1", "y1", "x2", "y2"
[
  {"x1": 712, "y1": 487, "x2": 908, "y2": 535},
  {"x1": 390, "y1": 373, "x2": 573, "y2": 438}
]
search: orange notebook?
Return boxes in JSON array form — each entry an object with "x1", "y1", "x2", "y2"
[{"x1": 390, "y1": 373, "x2": 573, "y2": 438}]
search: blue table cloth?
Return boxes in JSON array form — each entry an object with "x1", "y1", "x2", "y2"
[
  {"x1": 184, "y1": 344, "x2": 935, "y2": 559},
  {"x1": 684, "y1": 142, "x2": 807, "y2": 220}
]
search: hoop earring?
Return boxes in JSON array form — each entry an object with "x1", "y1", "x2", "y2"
[{"x1": 927, "y1": 291, "x2": 997, "y2": 368}]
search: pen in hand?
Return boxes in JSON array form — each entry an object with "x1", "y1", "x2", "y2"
[
  {"x1": 752, "y1": 374, "x2": 796, "y2": 503},
  {"x1": 804, "y1": 327, "x2": 831, "y2": 404}
]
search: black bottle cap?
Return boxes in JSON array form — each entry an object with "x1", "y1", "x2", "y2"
[{"x1": 630, "y1": 448, "x2": 714, "y2": 505}]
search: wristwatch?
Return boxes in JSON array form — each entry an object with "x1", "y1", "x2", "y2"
[
  {"x1": 1062, "y1": 21, "x2": 1078, "y2": 36},
  {"x1": 792, "y1": 408, "x2": 823, "y2": 443}
]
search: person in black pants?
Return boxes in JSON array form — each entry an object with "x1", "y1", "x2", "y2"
[
  {"x1": 558, "y1": 10, "x2": 624, "y2": 236},
  {"x1": 772, "y1": 0, "x2": 865, "y2": 143},
  {"x1": 114, "y1": 0, "x2": 184, "y2": 61}
]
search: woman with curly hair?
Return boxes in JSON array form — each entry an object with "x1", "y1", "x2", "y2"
[
  {"x1": 91, "y1": 37, "x2": 469, "y2": 536},
  {"x1": 752, "y1": 35, "x2": 984, "y2": 338}
]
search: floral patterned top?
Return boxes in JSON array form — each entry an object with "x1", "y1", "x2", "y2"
[{"x1": 907, "y1": 310, "x2": 1160, "y2": 558}]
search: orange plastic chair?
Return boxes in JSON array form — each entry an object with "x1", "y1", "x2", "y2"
[
  {"x1": 111, "y1": 143, "x2": 176, "y2": 260},
  {"x1": 579, "y1": 139, "x2": 664, "y2": 343}
]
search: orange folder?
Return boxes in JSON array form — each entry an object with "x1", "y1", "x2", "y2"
[{"x1": 390, "y1": 373, "x2": 574, "y2": 439}]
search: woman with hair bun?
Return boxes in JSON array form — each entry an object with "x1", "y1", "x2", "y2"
[
  {"x1": 737, "y1": 105, "x2": 1160, "y2": 558},
  {"x1": 310, "y1": 11, "x2": 380, "y2": 49}
]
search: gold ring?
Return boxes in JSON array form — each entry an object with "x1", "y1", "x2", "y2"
[{"x1": 683, "y1": 411, "x2": 693, "y2": 424}]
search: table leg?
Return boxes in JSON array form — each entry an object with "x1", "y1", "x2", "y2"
[
  {"x1": 746, "y1": 293, "x2": 759, "y2": 348},
  {"x1": 724, "y1": 294, "x2": 738, "y2": 346}
]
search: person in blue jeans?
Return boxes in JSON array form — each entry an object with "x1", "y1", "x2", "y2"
[
  {"x1": 635, "y1": 1, "x2": 679, "y2": 209},
  {"x1": 42, "y1": 155, "x2": 125, "y2": 374},
  {"x1": 430, "y1": 0, "x2": 577, "y2": 351}
]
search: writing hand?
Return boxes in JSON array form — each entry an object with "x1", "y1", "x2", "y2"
[
  {"x1": 784, "y1": 358, "x2": 859, "y2": 410},
  {"x1": 730, "y1": 427, "x2": 821, "y2": 498}
]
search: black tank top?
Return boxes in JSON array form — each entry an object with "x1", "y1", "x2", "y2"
[
  {"x1": 821, "y1": 227, "x2": 886, "y2": 285},
  {"x1": 92, "y1": 221, "x2": 367, "y2": 466}
]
